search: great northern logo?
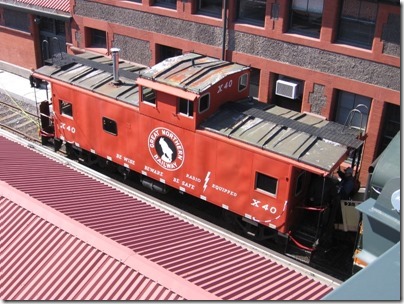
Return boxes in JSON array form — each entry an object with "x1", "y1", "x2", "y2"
[{"x1": 148, "y1": 127, "x2": 185, "y2": 171}]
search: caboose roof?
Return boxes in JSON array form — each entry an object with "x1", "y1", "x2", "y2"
[
  {"x1": 200, "y1": 100, "x2": 364, "y2": 173},
  {"x1": 35, "y1": 52, "x2": 248, "y2": 103},
  {"x1": 138, "y1": 53, "x2": 250, "y2": 94},
  {"x1": 35, "y1": 52, "x2": 145, "y2": 106}
]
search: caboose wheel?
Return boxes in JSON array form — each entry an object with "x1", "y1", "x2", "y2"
[
  {"x1": 222, "y1": 209, "x2": 279, "y2": 242},
  {"x1": 221, "y1": 208, "x2": 240, "y2": 233},
  {"x1": 41, "y1": 135, "x2": 49, "y2": 146}
]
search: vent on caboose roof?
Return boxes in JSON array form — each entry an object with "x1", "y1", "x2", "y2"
[{"x1": 111, "y1": 48, "x2": 121, "y2": 85}]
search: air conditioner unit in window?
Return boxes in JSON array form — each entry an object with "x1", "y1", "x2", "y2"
[{"x1": 275, "y1": 79, "x2": 301, "y2": 99}]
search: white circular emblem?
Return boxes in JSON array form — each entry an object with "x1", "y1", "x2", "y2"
[
  {"x1": 391, "y1": 189, "x2": 400, "y2": 213},
  {"x1": 148, "y1": 127, "x2": 185, "y2": 171}
]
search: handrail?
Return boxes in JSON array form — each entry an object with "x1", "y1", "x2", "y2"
[{"x1": 342, "y1": 103, "x2": 369, "y2": 135}]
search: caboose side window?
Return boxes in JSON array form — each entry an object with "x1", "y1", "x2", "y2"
[
  {"x1": 179, "y1": 98, "x2": 194, "y2": 117},
  {"x1": 238, "y1": 73, "x2": 248, "y2": 91},
  {"x1": 142, "y1": 87, "x2": 156, "y2": 105},
  {"x1": 60, "y1": 100, "x2": 73, "y2": 117},
  {"x1": 199, "y1": 94, "x2": 210, "y2": 113},
  {"x1": 255, "y1": 172, "x2": 278, "y2": 196},
  {"x1": 102, "y1": 117, "x2": 117, "y2": 136}
]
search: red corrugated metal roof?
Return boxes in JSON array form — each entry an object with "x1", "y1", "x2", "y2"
[
  {"x1": 0, "y1": 195, "x2": 183, "y2": 300},
  {"x1": 0, "y1": 133, "x2": 336, "y2": 300},
  {"x1": 13, "y1": 0, "x2": 70, "y2": 13},
  {"x1": 0, "y1": 185, "x2": 217, "y2": 300}
]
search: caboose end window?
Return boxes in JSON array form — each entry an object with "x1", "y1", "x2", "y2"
[
  {"x1": 102, "y1": 117, "x2": 117, "y2": 136},
  {"x1": 255, "y1": 172, "x2": 278, "y2": 196},
  {"x1": 239, "y1": 73, "x2": 248, "y2": 91},
  {"x1": 179, "y1": 98, "x2": 194, "y2": 117},
  {"x1": 199, "y1": 94, "x2": 210, "y2": 113},
  {"x1": 60, "y1": 100, "x2": 73, "y2": 117},
  {"x1": 142, "y1": 87, "x2": 156, "y2": 105}
]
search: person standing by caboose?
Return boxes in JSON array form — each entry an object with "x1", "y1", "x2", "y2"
[
  {"x1": 29, "y1": 68, "x2": 42, "y2": 88},
  {"x1": 337, "y1": 167, "x2": 355, "y2": 200}
]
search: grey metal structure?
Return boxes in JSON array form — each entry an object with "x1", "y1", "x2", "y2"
[
  {"x1": 366, "y1": 131, "x2": 401, "y2": 200},
  {"x1": 322, "y1": 242, "x2": 400, "y2": 300},
  {"x1": 355, "y1": 177, "x2": 400, "y2": 266},
  {"x1": 323, "y1": 132, "x2": 401, "y2": 301}
]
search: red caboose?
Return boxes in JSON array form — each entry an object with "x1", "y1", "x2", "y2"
[{"x1": 36, "y1": 51, "x2": 365, "y2": 257}]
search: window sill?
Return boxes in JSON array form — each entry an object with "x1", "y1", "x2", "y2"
[
  {"x1": 85, "y1": 47, "x2": 108, "y2": 55},
  {"x1": 153, "y1": 3, "x2": 177, "y2": 10},
  {"x1": 335, "y1": 40, "x2": 372, "y2": 51},
  {"x1": 0, "y1": 25, "x2": 31, "y2": 36},
  {"x1": 235, "y1": 18, "x2": 265, "y2": 28},
  {"x1": 196, "y1": 9, "x2": 222, "y2": 19},
  {"x1": 287, "y1": 28, "x2": 320, "y2": 39}
]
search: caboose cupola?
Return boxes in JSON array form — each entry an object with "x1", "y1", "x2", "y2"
[{"x1": 137, "y1": 53, "x2": 250, "y2": 131}]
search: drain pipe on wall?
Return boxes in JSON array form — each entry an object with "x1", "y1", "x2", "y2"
[{"x1": 221, "y1": 0, "x2": 228, "y2": 61}]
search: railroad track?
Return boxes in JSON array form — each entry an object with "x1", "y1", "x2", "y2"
[{"x1": 0, "y1": 96, "x2": 41, "y2": 142}]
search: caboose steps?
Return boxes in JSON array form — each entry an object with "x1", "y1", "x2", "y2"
[
  {"x1": 284, "y1": 220, "x2": 323, "y2": 264},
  {"x1": 292, "y1": 225, "x2": 319, "y2": 246},
  {"x1": 285, "y1": 245, "x2": 312, "y2": 264}
]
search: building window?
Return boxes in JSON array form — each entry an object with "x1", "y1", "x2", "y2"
[
  {"x1": 377, "y1": 103, "x2": 400, "y2": 157},
  {"x1": 3, "y1": 9, "x2": 29, "y2": 32},
  {"x1": 337, "y1": 0, "x2": 378, "y2": 49},
  {"x1": 178, "y1": 98, "x2": 194, "y2": 117},
  {"x1": 256, "y1": 172, "x2": 278, "y2": 196},
  {"x1": 59, "y1": 100, "x2": 73, "y2": 117},
  {"x1": 39, "y1": 17, "x2": 54, "y2": 33},
  {"x1": 335, "y1": 91, "x2": 371, "y2": 131},
  {"x1": 55, "y1": 20, "x2": 66, "y2": 35},
  {"x1": 237, "y1": 0, "x2": 266, "y2": 26},
  {"x1": 88, "y1": 28, "x2": 107, "y2": 48},
  {"x1": 238, "y1": 74, "x2": 248, "y2": 92},
  {"x1": 157, "y1": 44, "x2": 182, "y2": 63},
  {"x1": 199, "y1": 94, "x2": 210, "y2": 113},
  {"x1": 142, "y1": 87, "x2": 156, "y2": 105},
  {"x1": 289, "y1": 0, "x2": 323, "y2": 38},
  {"x1": 197, "y1": 0, "x2": 222, "y2": 17},
  {"x1": 103, "y1": 117, "x2": 117, "y2": 136},
  {"x1": 154, "y1": 0, "x2": 177, "y2": 9},
  {"x1": 38, "y1": 17, "x2": 65, "y2": 35},
  {"x1": 249, "y1": 68, "x2": 260, "y2": 99}
]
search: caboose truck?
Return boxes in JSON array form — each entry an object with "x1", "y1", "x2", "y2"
[{"x1": 35, "y1": 51, "x2": 366, "y2": 262}]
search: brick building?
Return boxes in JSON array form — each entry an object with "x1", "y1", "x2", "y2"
[
  {"x1": 0, "y1": 0, "x2": 400, "y2": 184},
  {"x1": 0, "y1": 0, "x2": 71, "y2": 76}
]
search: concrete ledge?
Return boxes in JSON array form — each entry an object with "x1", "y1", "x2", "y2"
[{"x1": 0, "y1": 60, "x2": 31, "y2": 78}]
